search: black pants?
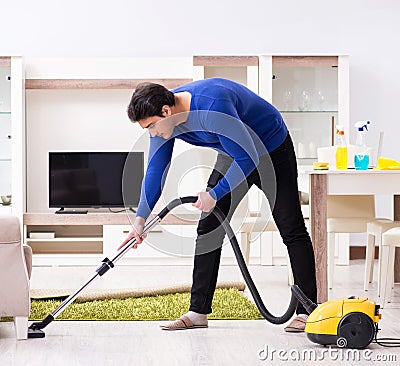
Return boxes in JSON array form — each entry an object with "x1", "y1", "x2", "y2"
[{"x1": 189, "y1": 134, "x2": 317, "y2": 315}]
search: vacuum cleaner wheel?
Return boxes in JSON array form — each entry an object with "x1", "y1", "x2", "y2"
[{"x1": 337, "y1": 312, "x2": 375, "y2": 349}]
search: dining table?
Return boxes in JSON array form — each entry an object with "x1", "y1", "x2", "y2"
[{"x1": 298, "y1": 168, "x2": 400, "y2": 303}]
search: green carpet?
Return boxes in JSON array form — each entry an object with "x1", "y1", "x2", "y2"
[{"x1": 28, "y1": 288, "x2": 262, "y2": 321}]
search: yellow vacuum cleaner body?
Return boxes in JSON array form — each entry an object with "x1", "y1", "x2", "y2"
[{"x1": 305, "y1": 296, "x2": 381, "y2": 349}]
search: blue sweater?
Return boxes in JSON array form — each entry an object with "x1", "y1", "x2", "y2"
[{"x1": 136, "y1": 78, "x2": 288, "y2": 219}]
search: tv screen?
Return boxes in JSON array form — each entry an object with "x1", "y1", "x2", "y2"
[{"x1": 49, "y1": 151, "x2": 144, "y2": 208}]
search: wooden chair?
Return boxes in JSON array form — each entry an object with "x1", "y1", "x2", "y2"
[
  {"x1": 327, "y1": 195, "x2": 392, "y2": 289},
  {"x1": 380, "y1": 227, "x2": 400, "y2": 307},
  {"x1": 240, "y1": 216, "x2": 294, "y2": 285},
  {"x1": 365, "y1": 220, "x2": 400, "y2": 295}
]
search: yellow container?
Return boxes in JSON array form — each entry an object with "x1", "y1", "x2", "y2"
[
  {"x1": 374, "y1": 157, "x2": 400, "y2": 170},
  {"x1": 336, "y1": 147, "x2": 348, "y2": 170}
]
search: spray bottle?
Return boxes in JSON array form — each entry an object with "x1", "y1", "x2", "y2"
[
  {"x1": 335, "y1": 125, "x2": 348, "y2": 170},
  {"x1": 354, "y1": 121, "x2": 371, "y2": 170}
]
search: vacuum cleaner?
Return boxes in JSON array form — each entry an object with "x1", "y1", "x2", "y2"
[{"x1": 28, "y1": 196, "x2": 397, "y2": 349}]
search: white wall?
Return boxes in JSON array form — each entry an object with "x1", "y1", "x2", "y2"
[
  {"x1": 1, "y1": 0, "x2": 399, "y2": 217},
  {"x1": 1, "y1": 0, "x2": 399, "y2": 154}
]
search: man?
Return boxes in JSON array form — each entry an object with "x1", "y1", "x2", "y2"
[{"x1": 121, "y1": 78, "x2": 317, "y2": 332}]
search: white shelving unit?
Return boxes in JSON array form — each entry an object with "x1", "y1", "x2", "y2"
[
  {"x1": 259, "y1": 54, "x2": 350, "y2": 163},
  {"x1": 0, "y1": 59, "x2": 12, "y2": 215},
  {"x1": 193, "y1": 56, "x2": 259, "y2": 93},
  {"x1": 0, "y1": 56, "x2": 25, "y2": 221},
  {"x1": 193, "y1": 54, "x2": 349, "y2": 266},
  {"x1": 192, "y1": 55, "x2": 263, "y2": 238},
  {"x1": 24, "y1": 212, "x2": 248, "y2": 266},
  {"x1": 259, "y1": 54, "x2": 350, "y2": 265},
  {"x1": 20, "y1": 55, "x2": 349, "y2": 267}
]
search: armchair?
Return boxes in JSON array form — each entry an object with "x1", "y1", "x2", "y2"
[{"x1": 0, "y1": 215, "x2": 32, "y2": 340}]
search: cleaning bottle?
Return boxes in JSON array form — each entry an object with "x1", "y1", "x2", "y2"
[
  {"x1": 335, "y1": 125, "x2": 348, "y2": 170},
  {"x1": 354, "y1": 120, "x2": 371, "y2": 170}
]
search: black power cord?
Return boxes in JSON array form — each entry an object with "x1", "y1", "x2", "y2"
[{"x1": 373, "y1": 324, "x2": 400, "y2": 347}]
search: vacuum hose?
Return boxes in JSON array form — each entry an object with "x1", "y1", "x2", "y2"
[
  {"x1": 29, "y1": 195, "x2": 304, "y2": 337},
  {"x1": 158, "y1": 196, "x2": 299, "y2": 324}
]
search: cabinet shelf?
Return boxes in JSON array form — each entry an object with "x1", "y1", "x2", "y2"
[
  {"x1": 26, "y1": 237, "x2": 103, "y2": 242},
  {"x1": 25, "y1": 78, "x2": 192, "y2": 90},
  {"x1": 0, "y1": 159, "x2": 11, "y2": 162},
  {"x1": 272, "y1": 56, "x2": 338, "y2": 67},
  {"x1": 193, "y1": 56, "x2": 258, "y2": 67},
  {"x1": 0, "y1": 111, "x2": 11, "y2": 115}
]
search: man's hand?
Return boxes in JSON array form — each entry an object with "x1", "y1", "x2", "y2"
[
  {"x1": 192, "y1": 191, "x2": 217, "y2": 212},
  {"x1": 117, "y1": 216, "x2": 147, "y2": 250}
]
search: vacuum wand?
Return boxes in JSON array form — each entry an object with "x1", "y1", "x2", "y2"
[
  {"x1": 28, "y1": 208, "x2": 166, "y2": 337},
  {"x1": 28, "y1": 196, "x2": 299, "y2": 338},
  {"x1": 28, "y1": 197, "x2": 200, "y2": 337}
]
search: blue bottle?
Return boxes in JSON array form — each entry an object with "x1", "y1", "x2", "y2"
[{"x1": 354, "y1": 121, "x2": 370, "y2": 170}]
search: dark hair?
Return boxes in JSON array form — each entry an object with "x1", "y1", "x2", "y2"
[{"x1": 127, "y1": 83, "x2": 175, "y2": 122}]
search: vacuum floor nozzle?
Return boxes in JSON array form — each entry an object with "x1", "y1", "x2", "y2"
[
  {"x1": 27, "y1": 328, "x2": 46, "y2": 338},
  {"x1": 27, "y1": 314, "x2": 54, "y2": 338}
]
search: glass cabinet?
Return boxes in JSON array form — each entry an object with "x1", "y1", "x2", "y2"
[
  {"x1": 192, "y1": 54, "x2": 350, "y2": 265},
  {"x1": 259, "y1": 55, "x2": 350, "y2": 166},
  {"x1": 0, "y1": 58, "x2": 12, "y2": 213},
  {"x1": 0, "y1": 56, "x2": 25, "y2": 218},
  {"x1": 194, "y1": 55, "x2": 349, "y2": 166}
]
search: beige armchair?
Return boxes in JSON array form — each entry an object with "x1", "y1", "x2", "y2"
[{"x1": 0, "y1": 215, "x2": 32, "y2": 340}]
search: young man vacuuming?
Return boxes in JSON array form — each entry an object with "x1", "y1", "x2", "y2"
[{"x1": 120, "y1": 78, "x2": 317, "y2": 332}]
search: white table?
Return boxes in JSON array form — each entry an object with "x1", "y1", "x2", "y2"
[{"x1": 298, "y1": 169, "x2": 400, "y2": 303}]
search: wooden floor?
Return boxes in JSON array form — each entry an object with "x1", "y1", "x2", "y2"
[{"x1": 1, "y1": 260, "x2": 400, "y2": 366}]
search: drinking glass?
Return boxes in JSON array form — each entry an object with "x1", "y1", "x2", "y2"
[
  {"x1": 283, "y1": 90, "x2": 293, "y2": 111},
  {"x1": 299, "y1": 90, "x2": 310, "y2": 111}
]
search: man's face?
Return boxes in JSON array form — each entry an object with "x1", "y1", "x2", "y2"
[{"x1": 138, "y1": 106, "x2": 175, "y2": 139}]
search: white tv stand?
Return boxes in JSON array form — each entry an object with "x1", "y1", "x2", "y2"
[{"x1": 23, "y1": 212, "x2": 200, "y2": 266}]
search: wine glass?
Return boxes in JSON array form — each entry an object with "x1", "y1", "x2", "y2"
[
  {"x1": 283, "y1": 90, "x2": 293, "y2": 111},
  {"x1": 317, "y1": 91, "x2": 325, "y2": 111},
  {"x1": 299, "y1": 90, "x2": 310, "y2": 111}
]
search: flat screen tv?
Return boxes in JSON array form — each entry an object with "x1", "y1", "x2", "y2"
[{"x1": 49, "y1": 151, "x2": 144, "y2": 209}]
